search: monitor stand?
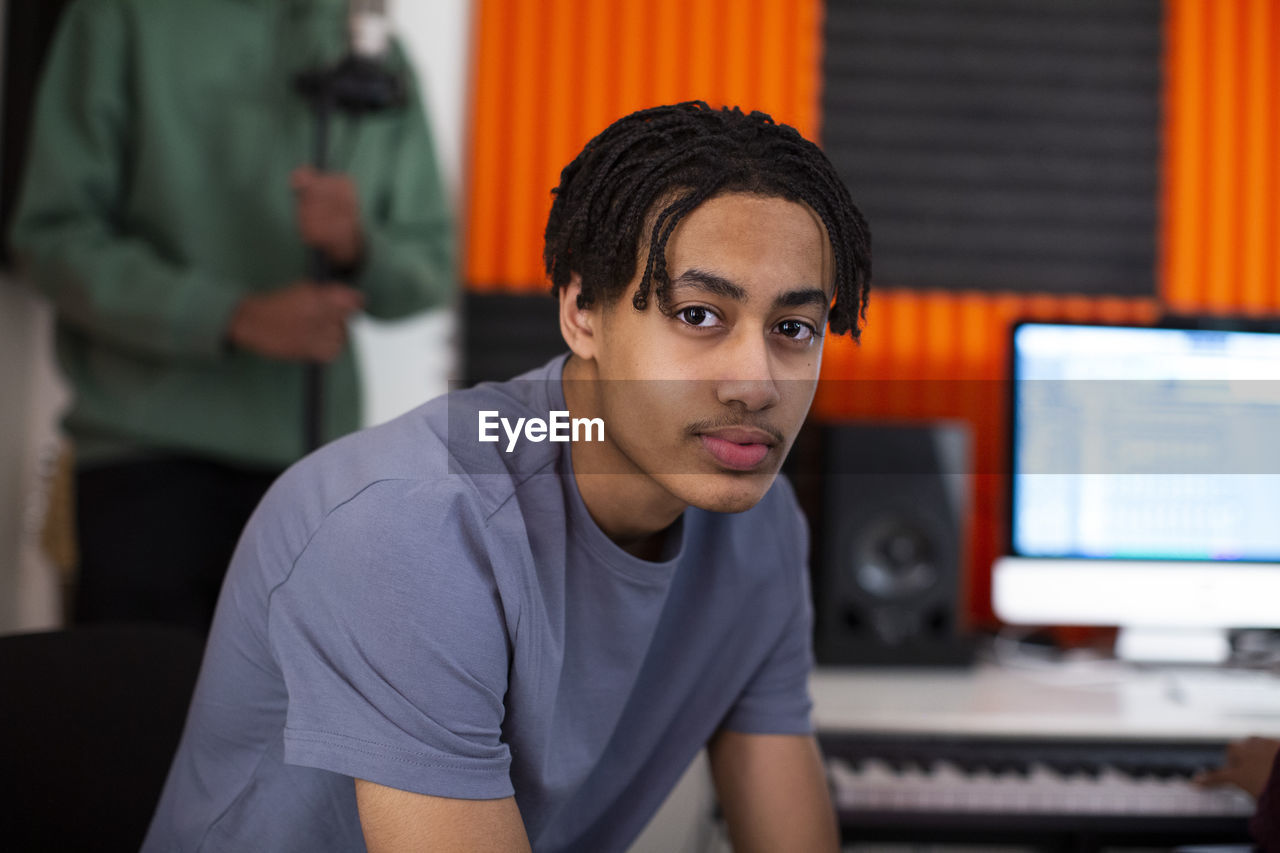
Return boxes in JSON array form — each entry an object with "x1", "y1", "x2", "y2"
[{"x1": 1114, "y1": 627, "x2": 1231, "y2": 664}]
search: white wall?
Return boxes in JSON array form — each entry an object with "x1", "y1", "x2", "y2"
[
  {"x1": 0, "y1": 0, "x2": 71, "y2": 633},
  {"x1": 0, "y1": 279, "x2": 69, "y2": 633},
  {"x1": 391, "y1": 0, "x2": 470, "y2": 206}
]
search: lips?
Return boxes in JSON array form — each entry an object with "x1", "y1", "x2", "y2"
[{"x1": 699, "y1": 428, "x2": 775, "y2": 471}]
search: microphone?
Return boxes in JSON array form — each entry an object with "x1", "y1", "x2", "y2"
[{"x1": 295, "y1": 0, "x2": 406, "y2": 127}]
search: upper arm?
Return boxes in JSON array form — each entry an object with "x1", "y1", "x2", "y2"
[
  {"x1": 271, "y1": 482, "x2": 515, "y2": 800},
  {"x1": 355, "y1": 779, "x2": 531, "y2": 853},
  {"x1": 708, "y1": 731, "x2": 838, "y2": 853}
]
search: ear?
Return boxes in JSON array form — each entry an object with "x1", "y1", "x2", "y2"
[{"x1": 558, "y1": 274, "x2": 599, "y2": 361}]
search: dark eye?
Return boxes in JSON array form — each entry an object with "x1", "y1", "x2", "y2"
[
  {"x1": 678, "y1": 306, "x2": 719, "y2": 328},
  {"x1": 776, "y1": 319, "x2": 816, "y2": 341}
]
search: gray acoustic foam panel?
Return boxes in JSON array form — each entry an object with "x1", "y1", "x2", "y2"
[{"x1": 822, "y1": 0, "x2": 1162, "y2": 294}]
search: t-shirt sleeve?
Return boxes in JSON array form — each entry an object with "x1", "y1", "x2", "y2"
[
  {"x1": 719, "y1": 497, "x2": 816, "y2": 736},
  {"x1": 269, "y1": 480, "x2": 515, "y2": 800}
]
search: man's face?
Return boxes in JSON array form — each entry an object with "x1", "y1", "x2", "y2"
[{"x1": 582, "y1": 192, "x2": 834, "y2": 515}]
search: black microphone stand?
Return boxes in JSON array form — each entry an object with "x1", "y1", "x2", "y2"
[{"x1": 294, "y1": 54, "x2": 405, "y2": 452}]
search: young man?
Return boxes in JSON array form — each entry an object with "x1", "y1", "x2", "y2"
[{"x1": 145, "y1": 102, "x2": 871, "y2": 852}]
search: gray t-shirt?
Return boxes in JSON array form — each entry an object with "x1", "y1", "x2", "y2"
[{"x1": 145, "y1": 355, "x2": 815, "y2": 852}]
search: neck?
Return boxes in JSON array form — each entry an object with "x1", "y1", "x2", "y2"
[{"x1": 562, "y1": 355, "x2": 687, "y2": 557}]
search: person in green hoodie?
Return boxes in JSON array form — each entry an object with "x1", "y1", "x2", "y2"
[{"x1": 9, "y1": 0, "x2": 455, "y2": 633}]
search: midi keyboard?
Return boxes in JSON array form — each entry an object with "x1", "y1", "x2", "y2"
[{"x1": 821, "y1": 732, "x2": 1255, "y2": 845}]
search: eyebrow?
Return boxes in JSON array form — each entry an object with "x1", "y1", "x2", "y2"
[{"x1": 671, "y1": 268, "x2": 830, "y2": 312}]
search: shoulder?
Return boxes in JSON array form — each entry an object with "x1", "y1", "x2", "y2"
[
  {"x1": 744, "y1": 474, "x2": 808, "y2": 554},
  {"x1": 757, "y1": 475, "x2": 810, "y2": 584},
  {"x1": 269, "y1": 358, "x2": 569, "y2": 530},
  {"x1": 259, "y1": 431, "x2": 515, "y2": 629},
  {"x1": 690, "y1": 474, "x2": 809, "y2": 587},
  {"x1": 264, "y1": 404, "x2": 487, "y2": 540},
  {"x1": 756, "y1": 472, "x2": 803, "y2": 517},
  {"x1": 420, "y1": 357, "x2": 571, "y2": 513}
]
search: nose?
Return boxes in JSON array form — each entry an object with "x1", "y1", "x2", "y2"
[{"x1": 715, "y1": 332, "x2": 781, "y2": 412}]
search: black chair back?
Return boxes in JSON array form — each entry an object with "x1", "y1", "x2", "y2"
[{"x1": 0, "y1": 624, "x2": 204, "y2": 852}]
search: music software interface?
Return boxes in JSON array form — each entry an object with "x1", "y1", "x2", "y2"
[{"x1": 1011, "y1": 324, "x2": 1280, "y2": 561}]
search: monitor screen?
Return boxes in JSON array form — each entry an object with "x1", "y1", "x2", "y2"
[
  {"x1": 996, "y1": 320, "x2": 1280, "y2": 652},
  {"x1": 1010, "y1": 322, "x2": 1280, "y2": 562}
]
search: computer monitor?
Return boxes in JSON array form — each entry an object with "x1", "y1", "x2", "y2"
[{"x1": 992, "y1": 320, "x2": 1280, "y2": 662}]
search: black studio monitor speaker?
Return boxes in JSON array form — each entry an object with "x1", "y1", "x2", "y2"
[
  {"x1": 462, "y1": 292, "x2": 564, "y2": 386},
  {"x1": 807, "y1": 422, "x2": 974, "y2": 667}
]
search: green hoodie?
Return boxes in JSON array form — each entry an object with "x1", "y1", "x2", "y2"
[{"x1": 10, "y1": 0, "x2": 455, "y2": 468}]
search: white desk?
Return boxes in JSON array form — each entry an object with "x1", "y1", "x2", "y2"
[{"x1": 812, "y1": 661, "x2": 1280, "y2": 739}]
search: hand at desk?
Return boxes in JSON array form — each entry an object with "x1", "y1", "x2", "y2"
[{"x1": 1197, "y1": 737, "x2": 1280, "y2": 799}]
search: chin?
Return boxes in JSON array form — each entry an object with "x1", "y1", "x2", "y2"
[{"x1": 665, "y1": 471, "x2": 777, "y2": 514}]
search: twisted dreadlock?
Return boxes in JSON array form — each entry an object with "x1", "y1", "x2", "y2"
[{"x1": 544, "y1": 101, "x2": 871, "y2": 339}]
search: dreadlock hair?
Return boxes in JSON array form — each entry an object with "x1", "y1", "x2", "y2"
[{"x1": 544, "y1": 101, "x2": 871, "y2": 339}]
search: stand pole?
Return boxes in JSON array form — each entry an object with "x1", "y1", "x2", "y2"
[
  {"x1": 303, "y1": 98, "x2": 331, "y2": 454},
  {"x1": 296, "y1": 45, "x2": 405, "y2": 453}
]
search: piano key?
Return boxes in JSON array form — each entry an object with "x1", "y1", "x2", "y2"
[{"x1": 824, "y1": 753, "x2": 1257, "y2": 818}]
